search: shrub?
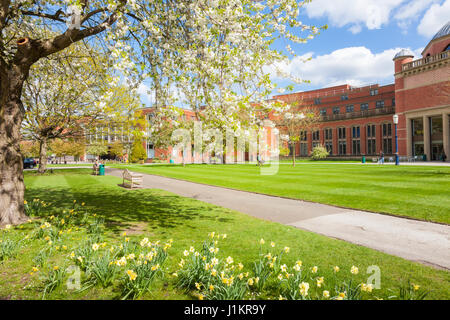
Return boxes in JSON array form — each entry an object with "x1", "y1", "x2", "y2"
[
  {"x1": 310, "y1": 145, "x2": 329, "y2": 160},
  {"x1": 279, "y1": 147, "x2": 290, "y2": 157},
  {"x1": 130, "y1": 138, "x2": 146, "y2": 163}
]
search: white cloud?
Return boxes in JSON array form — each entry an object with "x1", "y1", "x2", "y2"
[
  {"x1": 394, "y1": 0, "x2": 440, "y2": 33},
  {"x1": 271, "y1": 46, "x2": 419, "y2": 88},
  {"x1": 417, "y1": 0, "x2": 450, "y2": 37},
  {"x1": 305, "y1": 0, "x2": 405, "y2": 33}
]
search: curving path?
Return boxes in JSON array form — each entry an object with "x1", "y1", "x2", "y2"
[{"x1": 106, "y1": 167, "x2": 450, "y2": 270}]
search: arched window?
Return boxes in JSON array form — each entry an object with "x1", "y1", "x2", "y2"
[{"x1": 444, "y1": 44, "x2": 450, "y2": 52}]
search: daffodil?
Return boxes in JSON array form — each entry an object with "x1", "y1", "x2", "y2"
[
  {"x1": 323, "y1": 290, "x2": 330, "y2": 299},
  {"x1": 311, "y1": 266, "x2": 318, "y2": 273},
  {"x1": 151, "y1": 264, "x2": 160, "y2": 271},
  {"x1": 92, "y1": 243, "x2": 99, "y2": 251},
  {"x1": 126, "y1": 270, "x2": 137, "y2": 281},
  {"x1": 259, "y1": 238, "x2": 265, "y2": 245},
  {"x1": 351, "y1": 266, "x2": 359, "y2": 275},
  {"x1": 316, "y1": 277, "x2": 324, "y2": 288},
  {"x1": 333, "y1": 266, "x2": 340, "y2": 273},
  {"x1": 299, "y1": 282, "x2": 310, "y2": 297}
]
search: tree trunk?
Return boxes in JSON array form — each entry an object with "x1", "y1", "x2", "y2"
[
  {"x1": 0, "y1": 69, "x2": 29, "y2": 226},
  {"x1": 38, "y1": 138, "x2": 48, "y2": 173},
  {"x1": 292, "y1": 142, "x2": 296, "y2": 167}
]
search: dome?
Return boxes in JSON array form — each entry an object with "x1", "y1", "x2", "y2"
[
  {"x1": 431, "y1": 21, "x2": 450, "y2": 41},
  {"x1": 393, "y1": 49, "x2": 414, "y2": 60}
]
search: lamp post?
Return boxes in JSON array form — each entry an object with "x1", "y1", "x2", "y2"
[{"x1": 393, "y1": 114, "x2": 399, "y2": 165}]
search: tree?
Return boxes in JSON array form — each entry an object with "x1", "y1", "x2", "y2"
[
  {"x1": 109, "y1": 141, "x2": 125, "y2": 160},
  {"x1": 50, "y1": 139, "x2": 71, "y2": 163},
  {"x1": 20, "y1": 140, "x2": 40, "y2": 159},
  {"x1": 0, "y1": 1, "x2": 324, "y2": 225},
  {"x1": 86, "y1": 143, "x2": 108, "y2": 160},
  {"x1": 130, "y1": 136, "x2": 146, "y2": 163},
  {"x1": 275, "y1": 104, "x2": 320, "y2": 166},
  {"x1": 21, "y1": 42, "x2": 111, "y2": 172}
]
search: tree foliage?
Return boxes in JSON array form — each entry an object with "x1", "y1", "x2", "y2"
[
  {"x1": 0, "y1": 0, "x2": 325, "y2": 224},
  {"x1": 311, "y1": 145, "x2": 329, "y2": 160},
  {"x1": 130, "y1": 137, "x2": 146, "y2": 163}
]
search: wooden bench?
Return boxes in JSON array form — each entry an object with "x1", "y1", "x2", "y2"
[{"x1": 122, "y1": 169, "x2": 143, "y2": 189}]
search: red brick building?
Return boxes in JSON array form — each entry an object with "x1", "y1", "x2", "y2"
[{"x1": 273, "y1": 21, "x2": 450, "y2": 162}]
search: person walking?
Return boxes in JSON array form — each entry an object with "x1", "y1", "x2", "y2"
[{"x1": 379, "y1": 150, "x2": 385, "y2": 164}]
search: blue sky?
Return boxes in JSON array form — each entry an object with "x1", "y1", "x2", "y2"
[
  {"x1": 138, "y1": 0, "x2": 450, "y2": 106},
  {"x1": 270, "y1": 0, "x2": 450, "y2": 93}
]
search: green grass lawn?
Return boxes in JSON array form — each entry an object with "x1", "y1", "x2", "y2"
[
  {"x1": 0, "y1": 169, "x2": 448, "y2": 300},
  {"x1": 110, "y1": 163, "x2": 450, "y2": 224}
]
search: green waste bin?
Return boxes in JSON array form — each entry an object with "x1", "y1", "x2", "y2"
[
  {"x1": 99, "y1": 164, "x2": 105, "y2": 176},
  {"x1": 422, "y1": 154, "x2": 427, "y2": 161},
  {"x1": 362, "y1": 156, "x2": 366, "y2": 164}
]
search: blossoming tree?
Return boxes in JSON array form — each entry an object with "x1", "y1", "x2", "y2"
[
  {"x1": 0, "y1": 0, "x2": 324, "y2": 225},
  {"x1": 275, "y1": 103, "x2": 319, "y2": 166}
]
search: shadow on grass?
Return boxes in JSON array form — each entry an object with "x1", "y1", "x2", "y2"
[{"x1": 25, "y1": 184, "x2": 234, "y2": 234}]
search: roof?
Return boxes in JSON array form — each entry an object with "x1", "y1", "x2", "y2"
[
  {"x1": 393, "y1": 49, "x2": 415, "y2": 60},
  {"x1": 431, "y1": 21, "x2": 450, "y2": 41}
]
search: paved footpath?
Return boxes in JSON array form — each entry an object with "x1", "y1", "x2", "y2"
[{"x1": 107, "y1": 168, "x2": 450, "y2": 270}]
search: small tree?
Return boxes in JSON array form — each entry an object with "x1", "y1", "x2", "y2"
[
  {"x1": 86, "y1": 143, "x2": 108, "y2": 161},
  {"x1": 64, "y1": 140, "x2": 86, "y2": 162},
  {"x1": 276, "y1": 104, "x2": 320, "y2": 167},
  {"x1": 311, "y1": 145, "x2": 329, "y2": 160},
  {"x1": 109, "y1": 141, "x2": 125, "y2": 161},
  {"x1": 130, "y1": 138, "x2": 147, "y2": 164},
  {"x1": 20, "y1": 141, "x2": 40, "y2": 159}
]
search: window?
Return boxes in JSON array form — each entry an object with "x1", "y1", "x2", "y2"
[
  {"x1": 346, "y1": 105, "x2": 354, "y2": 113},
  {"x1": 341, "y1": 94, "x2": 348, "y2": 101},
  {"x1": 367, "y1": 124, "x2": 376, "y2": 155},
  {"x1": 382, "y1": 123, "x2": 392, "y2": 154},
  {"x1": 312, "y1": 130, "x2": 320, "y2": 148},
  {"x1": 360, "y1": 103, "x2": 369, "y2": 111},
  {"x1": 312, "y1": 130, "x2": 320, "y2": 141},
  {"x1": 376, "y1": 100, "x2": 385, "y2": 108},
  {"x1": 444, "y1": 44, "x2": 450, "y2": 52},
  {"x1": 314, "y1": 98, "x2": 322, "y2": 105},
  {"x1": 370, "y1": 89, "x2": 378, "y2": 96},
  {"x1": 392, "y1": 98, "x2": 396, "y2": 107},
  {"x1": 338, "y1": 141, "x2": 346, "y2": 155},
  {"x1": 300, "y1": 130, "x2": 307, "y2": 141},
  {"x1": 324, "y1": 128, "x2": 333, "y2": 140},
  {"x1": 332, "y1": 107, "x2": 340, "y2": 115},
  {"x1": 338, "y1": 127, "x2": 346, "y2": 155},
  {"x1": 300, "y1": 143, "x2": 308, "y2": 156},
  {"x1": 352, "y1": 126, "x2": 361, "y2": 155},
  {"x1": 324, "y1": 128, "x2": 333, "y2": 155},
  {"x1": 320, "y1": 108, "x2": 327, "y2": 116},
  {"x1": 338, "y1": 127, "x2": 346, "y2": 139}
]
